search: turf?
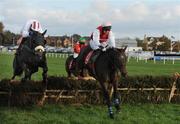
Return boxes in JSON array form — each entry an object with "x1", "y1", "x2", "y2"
[{"x1": 0, "y1": 104, "x2": 179, "y2": 124}]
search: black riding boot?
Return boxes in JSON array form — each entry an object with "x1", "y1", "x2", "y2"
[
  {"x1": 91, "y1": 49, "x2": 101, "y2": 63},
  {"x1": 71, "y1": 58, "x2": 76, "y2": 71},
  {"x1": 15, "y1": 38, "x2": 26, "y2": 55}
]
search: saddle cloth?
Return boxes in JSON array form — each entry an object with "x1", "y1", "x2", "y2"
[
  {"x1": 69, "y1": 59, "x2": 76, "y2": 70},
  {"x1": 85, "y1": 51, "x2": 94, "y2": 65},
  {"x1": 84, "y1": 50, "x2": 101, "y2": 67}
]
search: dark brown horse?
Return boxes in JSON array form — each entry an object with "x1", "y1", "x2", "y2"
[
  {"x1": 65, "y1": 55, "x2": 90, "y2": 78},
  {"x1": 65, "y1": 55, "x2": 77, "y2": 77},
  {"x1": 85, "y1": 47, "x2": 128, "y2": 118}
]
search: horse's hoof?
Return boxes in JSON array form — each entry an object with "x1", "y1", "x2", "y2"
[
  {"x1": 10, "y1": 79, "x2": 16, "y2": 83},
  {"x1": 37, "y1": 101, "x2": 44, "y2": 107},
  {"x1": 116, "y1": 109, "x2": 121, "y2": 114},
  {"x1": 115, "y1": 105, "x2": 121, "y2": 113},
  {"x1": 77, "y1": 76, "x2": 83, "y2": 80},
  {"x1": 21, "y1": 78, "x2": 26, "y2": 83},
  {"x1": 109, "y1": 113, "x2": 114, "y2": 119}
]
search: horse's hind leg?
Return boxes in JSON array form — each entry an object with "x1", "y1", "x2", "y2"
[
  {"x1": 11, "y1": 67, "x2": 23, "y2": 81},
  {"x1": 67, "y1": 70, "x2": 72, "y2": 77},
  {"x1": 11, "y1": 75, "x2": 16, "y2": 80},
  {"x1": 100, "y1": 82, "x2": 114, "y2": 119}
]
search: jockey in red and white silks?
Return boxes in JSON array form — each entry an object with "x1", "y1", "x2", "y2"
[
  {"x1": 89, "y1": 22, "x2": 116, "y2": 51},
  {"x1": 17, "y1": 19, "x2": 43, "y2": 45}
]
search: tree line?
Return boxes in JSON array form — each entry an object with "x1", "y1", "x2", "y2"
[
  {"x1": 0, "y1": 21, "x2": 177, "y2": 51},
  {"x1": 0, "y1": 22, "x2": 18, "y2": 45},
  {"x1": 0, "y1": 22, "x2": 87, "y2": 46}
]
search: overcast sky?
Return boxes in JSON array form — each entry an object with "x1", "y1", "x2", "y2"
[{"x1": 1, "y1": 0, "x2": 180, "y2": 39}]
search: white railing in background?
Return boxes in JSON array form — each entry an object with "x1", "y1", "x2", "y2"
[
  {"x1": 45, "y1": 53, "x2": 72, "y2": 58},
  {"x1": 0, "y1": 51, "x2": 180, "y2": 64},
  {"x1": 0, "y1": 51, "x2": 72, "y2": 58}
]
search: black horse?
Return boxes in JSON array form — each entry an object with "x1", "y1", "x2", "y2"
[
  {"x1": 85, "y1": 47, "x2": 127, "y2": 118},
  {"x1": 11, "y1": 30, "x2": 48, "y2": 83}
]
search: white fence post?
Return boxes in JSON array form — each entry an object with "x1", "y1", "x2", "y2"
[
  {"x1": 145, "y1": 58, "x2": 147, "y2": 63},
  {"x1": 172, "y1": 58, "x2": 175, "y2": 64},
  {"x1": 136, "y1": 56, "x2": 139, "y2": 62},
  {"x1": 128, "y1": 56, "x2": 130, "y2": 62},
  {"x1": 163, "y1": 57, "x2": 166, "y2": 64}
]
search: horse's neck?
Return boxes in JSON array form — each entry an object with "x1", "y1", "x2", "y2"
[
  {"x1": 106, "y1": 49, "x2": 119, "y2": 66},
  {"x1": 23, "y1": 37, "x2": 32, "y2": 48}
]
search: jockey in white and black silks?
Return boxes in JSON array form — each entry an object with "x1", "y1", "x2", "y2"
[
  {"x1": 75, "y1": 22, "x2": 116, "y2": 78},
  {"x1": 16, "y1": 19, "x2": 44, "y2": 53}
]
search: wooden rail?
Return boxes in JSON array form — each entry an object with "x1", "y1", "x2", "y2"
[
  {"x1": 0, "y1": 87, "x2": 177, "y2": 106},
  {"x1": 169, "y1": 72, "x2": 180, "y2": 102}
]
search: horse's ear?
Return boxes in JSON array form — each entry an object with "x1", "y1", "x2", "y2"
[
  {"x1": 42, "y1": 30, "x2": 47, "y2": 36},
  {"x1": 123, "y1": 46, "x2": 128, "y2": 52}
]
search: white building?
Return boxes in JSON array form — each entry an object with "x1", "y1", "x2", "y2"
[{"x1": 115, "y1": 38, "x2": 142, "y2": 52}]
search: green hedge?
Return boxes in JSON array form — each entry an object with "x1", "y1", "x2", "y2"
[
  {"x1": 0, "y1": 76, "x2": 179, "y2": 91},
  {"x1": 0, "y1": 76, "x2": 179, "y2": 105}
]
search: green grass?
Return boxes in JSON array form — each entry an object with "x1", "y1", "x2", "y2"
[
  {"x1": 0, "y1": 53, "x2": 180, "y2": 80},
  {"x1": 0, "y1": 104, "x2": 179, "y2": 124},
  {"x1": 0, "y1": 53, "x2": 179, "y2": 123},
  {"x1": 0, "y1": 53, "x2": 67, "y2": 80},
  {"x1": 127, "y1": 59, "x2": 180, "y2": 76}
]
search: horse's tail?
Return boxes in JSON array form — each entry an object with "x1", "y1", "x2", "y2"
[{"x1": 13, "y1": 55, "x2": 23, "y2": 76}]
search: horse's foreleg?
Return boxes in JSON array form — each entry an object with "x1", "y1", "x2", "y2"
[
  {"x1": 28, "y1": 72, "x2": 33, "y2": 80},
  {"x1": 112, "y1": 81, "x2": 121, "y2": 113},
  {"x1": 42, "y1": 63, "x2": 48, "y2": 84},
  {"x1": 22, "y1": 68, "x2": 31, "y2": 82},
  {"x1": 100, "y1": 82, "x2": 114, "y2": 119}
]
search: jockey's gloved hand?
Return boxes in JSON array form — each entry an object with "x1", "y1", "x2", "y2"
[
  {"x1": 98, "y1": 45, "x2": 107, "y2": 52},
  {"x1": 99, "y1": 45, "x2": 104, "y2": 50},
  {"x1": 102, "y1": 47, "x2": 106, "y2": 52},
  {"x1": 106, "y1": 45, "x2": 113, "y2": 50}
]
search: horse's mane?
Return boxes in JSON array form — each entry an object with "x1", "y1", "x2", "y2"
[
  {"x1": 105, "y1": 48, "x2": 126, "y2": 70},
  {"x1": 23, "y1": 31, "x2": 45, "y2": 50}
]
